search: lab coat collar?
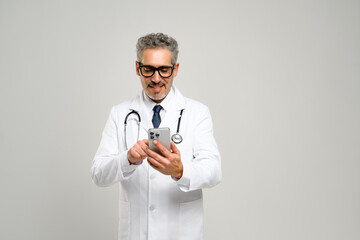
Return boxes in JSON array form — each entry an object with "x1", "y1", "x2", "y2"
[
  {"x1": 129, "y1": 85, "x2": 186, "y2": 112},
  {"x1": 128, "y1": 85, "x2": 186, "y2": 130}
]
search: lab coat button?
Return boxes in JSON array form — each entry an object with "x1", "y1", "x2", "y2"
[
  {"x1": 150, "y1": 174, "x2": 156, "y2": 180},
  {"x1": 149, "y1": 205, "x2": 155, "y2": 211}
]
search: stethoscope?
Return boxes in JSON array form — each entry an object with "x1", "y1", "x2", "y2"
[{"x1": 124, "y1": 109, "x2": 184, "y2": 150}]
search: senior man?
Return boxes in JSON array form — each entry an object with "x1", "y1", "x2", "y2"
[{"x1": 91, "y1": 33, "x2": 221, "y2": 240}]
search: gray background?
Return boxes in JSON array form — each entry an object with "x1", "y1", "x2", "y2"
[{"x1": 1, "y1": 0, "x2": 359, "y2": 239}]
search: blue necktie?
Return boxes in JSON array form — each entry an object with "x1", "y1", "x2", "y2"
[{"x1": 152, "y1": 105, "x2": 162, "y2": 128}]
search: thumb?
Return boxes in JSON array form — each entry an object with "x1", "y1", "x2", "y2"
[{"x1": 171, "y1": 141, "x2": 180, "y2": 154}]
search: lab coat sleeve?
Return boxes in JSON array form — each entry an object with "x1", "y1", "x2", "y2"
[
  {"x1": 176, "y1": 106, "x2": 222, "y2": 192},
  {"x1": 91, "y1": 106, "x2": 139, "y2": 187}
]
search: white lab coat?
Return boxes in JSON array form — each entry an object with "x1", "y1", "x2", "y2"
[{"x1": 91, "y1": 86, "x2": 221, "y2": 240}]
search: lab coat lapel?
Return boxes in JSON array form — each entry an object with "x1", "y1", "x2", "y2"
[
  {"x1": 159, "y1": 86, "x2": 186, "y2": 129},
  {"x1": 159, "y1": 107, "x2": 180, "y2": 129},
  {"x1": 128, "y1": 94, "x2": 153, "y2": 133},
  {"x1": 128, "y1": 86, "x2": 187, "y2": 131}
]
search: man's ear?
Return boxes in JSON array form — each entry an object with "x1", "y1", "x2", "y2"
[
  {"x1": 135, "y1": 61, "x2": 140, "y2": 76},
  {"x1": 172, "y1": 63, "x2": 180, "y2": 77}
]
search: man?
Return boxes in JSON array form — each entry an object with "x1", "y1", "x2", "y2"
[{"x1": 91, "y1": 33, "x2": 221, "y2": 240}]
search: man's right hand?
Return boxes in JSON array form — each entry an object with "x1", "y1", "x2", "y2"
[{"x1": 127, "y1": 139, "x2": 149, "y2": 165}]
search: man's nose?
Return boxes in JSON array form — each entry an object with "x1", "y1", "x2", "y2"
[{"x1": 152, "y1": 70, "x2": 161, "y2": 82}]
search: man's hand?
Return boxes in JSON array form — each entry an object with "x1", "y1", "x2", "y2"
[
  {"x1": 146, "y1": 140, "x2": 183, "y2": 179},
  {"x1": 127, "y1": 139, "x2": 149, "y2": 165}
]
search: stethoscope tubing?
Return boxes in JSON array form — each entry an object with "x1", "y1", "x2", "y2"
[
  {"x1": 124, "y1": 110, "x2": 141, "y2": 150},
  {"x1": 124, "y1": 109, "x2": 184, "y2": 149}
]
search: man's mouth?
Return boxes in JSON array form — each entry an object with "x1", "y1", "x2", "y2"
[{"x1": 149, "y1": 84, "x2": 164, "y2": 90}]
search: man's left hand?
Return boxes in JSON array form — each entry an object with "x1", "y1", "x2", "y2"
[{"x1": 146, "y1": 141, "x2": 183, "y2": 179}]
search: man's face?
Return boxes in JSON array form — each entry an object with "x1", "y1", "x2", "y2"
[{"x1": 136, "y1": 48, "x2": 179, "y2": 103}]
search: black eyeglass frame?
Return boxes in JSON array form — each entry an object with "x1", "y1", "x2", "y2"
[{"x1": 137, "y1": 62, "x2": 175, "y2": 78}]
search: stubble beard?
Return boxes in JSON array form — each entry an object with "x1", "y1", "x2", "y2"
[{"x1": 145, "y1": 88, "x2": 167, "y2": 102}]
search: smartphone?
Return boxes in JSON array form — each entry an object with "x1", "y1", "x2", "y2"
[{"x1": 148, "y1": 127, "x2": 171, "y2": 155}]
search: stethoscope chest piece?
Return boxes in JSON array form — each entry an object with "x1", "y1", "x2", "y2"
[{"x1": 171, "y1": 133, "x2": 183, "y2": 144}]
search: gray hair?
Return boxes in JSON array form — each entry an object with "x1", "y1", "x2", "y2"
[{"x1": 136, "y1": 33, "x2": 179, "y2": 65}]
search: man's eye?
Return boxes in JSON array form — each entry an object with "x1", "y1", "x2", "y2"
[
  {"x1": 143, "y1": 67, "x2": 154, "y2": 72},
  {"x1": 159, "y1": 67, "x2": 171, "y2": 73}
]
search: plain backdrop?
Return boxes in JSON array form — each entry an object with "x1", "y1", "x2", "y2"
[{"x1": 0, "y1": 0, "x2": 359, "y2": 239}]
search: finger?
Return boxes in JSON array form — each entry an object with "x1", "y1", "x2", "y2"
[
  {"x1": 128, "y1": 149, "x2": 142, "y2": 163},
  {"x1": 133, "y1": 140, "x2": 149, "y2": 154},
  {"x1": 148, "y1": 161, "x2": 157, "y2": 169},
  {"x1": 129, "y1": 148, "x2": 140, "y2": 159},
  {"x1": 146, "y1": 147, "x2": 162, "y2": 159},
  {"x1": 132, "y1": 145, "x2": 147, "y2": 159},
  {"x1": 137, "y1": 148, "x2": 147, "y2": 159},
  {"x1": 146, "y1": 148, "x2": 169, "y2": 166},
  {"x1": 133, "y1": 149, "x2": 146, "y2": 160},
  {"x1": 170, "y1": 141, "x2": 180, "y2": 154},
  {"x1": 137, "y1": 140, "x2": 149, "y2": 151},
  {"x1": 147, "y1": 157, "x2": 162, "y2": 169},
  {"x1": 153, "y1": 140, "x2": 171, "y2": 158}
]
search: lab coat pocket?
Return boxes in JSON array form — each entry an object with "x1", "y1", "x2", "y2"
[
  {"x1": 179, "y1": 198, "x2": 203, "y2": 240},
  {"x1": 118, "y1": 200, "x2": 130, "y2": 240}
]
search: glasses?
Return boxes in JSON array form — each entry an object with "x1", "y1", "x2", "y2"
[{"x1": 138, "y1": 62, "x2": 175, "y2": 78}]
